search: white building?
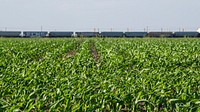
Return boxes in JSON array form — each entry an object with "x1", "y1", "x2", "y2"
[{"x1": 197, "y1": 28, "x2": 200, "y2": 33}]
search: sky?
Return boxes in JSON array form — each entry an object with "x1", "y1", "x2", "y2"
[{"x1": 0, "y1": 0, "x2": 199, "y2": 32}]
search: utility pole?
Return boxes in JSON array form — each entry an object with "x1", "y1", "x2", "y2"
[
  {"x1": 40, "y1": 26, "x2": 43, "y2": 37},
  {"x1": 41, "y1": 26, "x2": 43, "y2": 32},
  {"x1": 127, "y1": 28, "x2": 129, "y2": 32},
  {"x1": 147, "y1": 26, "x2": 149, "y2": 32}
]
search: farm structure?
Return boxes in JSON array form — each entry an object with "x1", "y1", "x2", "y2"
[
  {"x1": 76, "y1": 32, "x2": 99, "y2": 37},
  {"x1": 1, "y1": 31, "x2": 200, "y2": 38},
  {"x1": 23, "y1": 31, "x2": 48, "y2": 37},
  {"x1": 49, "y1": 32, "x2": 73, "y2": 37},
  {"x1": 124, "y1": 32, "x2": 148, "y2": 37},
  {"x1": 148, "y1": 32, "x2": 173, "y2": 37},
  {"x1": 0, "y1": 31, "x2": 21, "y2": 37},
  {"x1": 100, "y1": 32, "x2": 124, "y2": 37},
  {"x1": 173, "y1": 32, "x2": 199, "y2": 37}
]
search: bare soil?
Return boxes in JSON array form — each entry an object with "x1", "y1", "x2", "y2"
[
  {"x1": 90, "y1": 43, "x2": 100, "y2": 62},
  {"x1": 65, "y1": 50, "x2": 76, "y2": 58}
]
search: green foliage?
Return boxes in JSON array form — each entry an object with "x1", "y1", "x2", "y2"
[{"x1": 0, "y1": 38, "x2": 200, "y2": 111}]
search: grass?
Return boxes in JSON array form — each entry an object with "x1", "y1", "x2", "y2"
[{"x1": 0, "y1": 38, "x2": 200, "y2": 111}]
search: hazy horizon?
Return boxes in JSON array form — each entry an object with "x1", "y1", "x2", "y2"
[{"x1": 0, "y1": 0, "x2": 199, "y2": 32}]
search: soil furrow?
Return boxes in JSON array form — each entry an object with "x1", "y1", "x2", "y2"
[
  {"x1": 64, "y1": 50, "x2": 76, "y2": 58},
  {"x1": 90, "y1": 41, "x2": 100, "y2": 62}
]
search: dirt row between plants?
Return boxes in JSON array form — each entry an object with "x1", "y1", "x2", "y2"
[
  {"x1": 64, "y1": 39, "x2": 84, "y2": 59},
  {"x1": 90, "y1": 41, "x2": 100, "y2": 62},
  {"x1": 64, "y1": 50, "x2": 76, "y2": 58}
]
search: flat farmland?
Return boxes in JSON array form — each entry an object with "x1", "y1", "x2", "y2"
[{"x1": 0, "y1": 38, "x2": 200, "y2": 111}]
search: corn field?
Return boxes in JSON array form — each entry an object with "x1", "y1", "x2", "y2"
[{"x1": 0, "y1": 38, "x2": 200, "y2": 111}]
